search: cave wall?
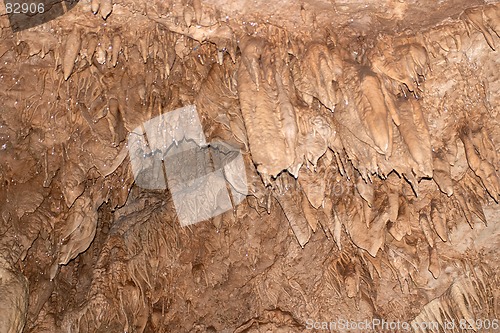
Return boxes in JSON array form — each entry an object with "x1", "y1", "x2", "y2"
[{"x1": 0, "y1": 0, "x2": 499, "y2": 332}]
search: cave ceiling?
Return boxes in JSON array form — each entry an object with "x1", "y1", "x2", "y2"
[{"x1": 0, "y1": 0, "x2": 499, "y2": 332}]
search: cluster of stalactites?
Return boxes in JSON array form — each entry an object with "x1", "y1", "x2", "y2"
[
  {"x1": 11, "y1": 0, "x2": 499, "y2": 273},
  {"x1": 223, "y1": 4, "x2": 500, "y2": 266}
]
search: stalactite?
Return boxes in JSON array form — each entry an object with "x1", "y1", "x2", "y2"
[{"x1": 0, "y1": 2, "x2": 499, "y2": 332}]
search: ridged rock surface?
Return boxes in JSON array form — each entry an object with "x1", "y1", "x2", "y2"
[{"x1": 0, "y1": 0, "x2": 498, "y2": 332}]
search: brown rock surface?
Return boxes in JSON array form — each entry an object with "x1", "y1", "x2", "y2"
[{"x1": 0, "y1": 0, "x2": 498, "y2": 332}]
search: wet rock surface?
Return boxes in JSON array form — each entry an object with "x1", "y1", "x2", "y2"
[{"x1": 0, "y1": 1, "x2": 499, "y2": 332}]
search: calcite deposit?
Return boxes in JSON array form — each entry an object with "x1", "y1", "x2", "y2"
[{"x1": 0, "y1": 0, "x2": 498, "y2": 332}]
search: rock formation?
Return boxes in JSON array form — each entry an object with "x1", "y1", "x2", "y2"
[{"x1": 0, "y1": 0, "x2": 498, "y2": 332}]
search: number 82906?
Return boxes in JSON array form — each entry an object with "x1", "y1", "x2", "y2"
[
  {"x1": 459, "y1": 319, "x2": 499, "y2": 330},
  {"x1": 5, "y1": 2, "x2": 45, "y2": 14}
]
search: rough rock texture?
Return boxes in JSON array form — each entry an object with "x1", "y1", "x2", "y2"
[{"x1": 0, "y1": 0, "x2": 499, "y2": 332}]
